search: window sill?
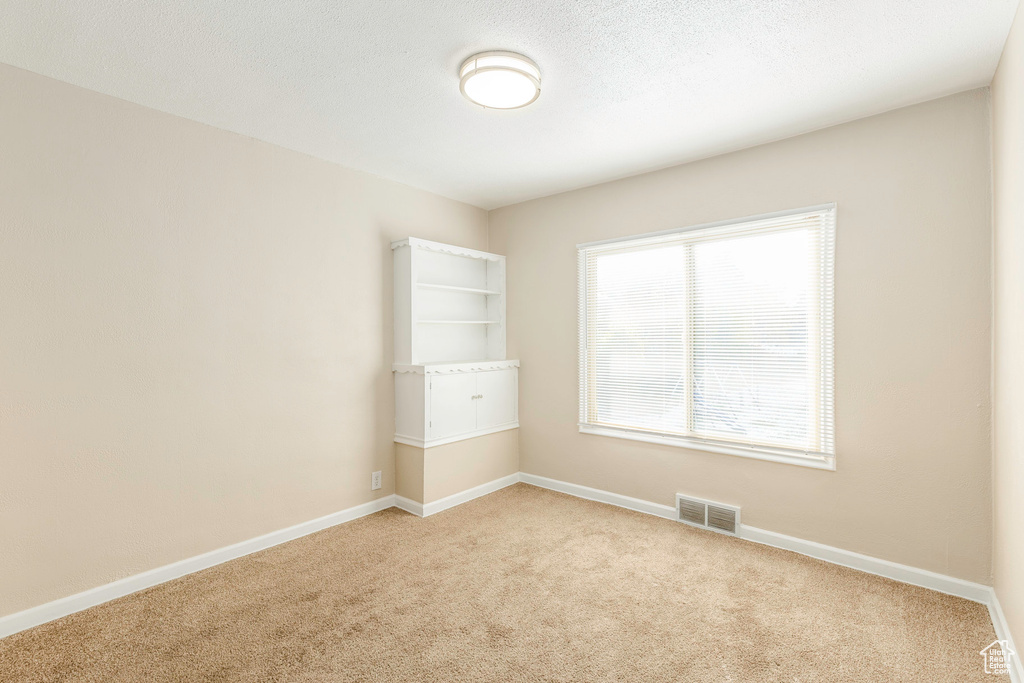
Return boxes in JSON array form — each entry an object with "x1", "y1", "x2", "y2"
[{"x1": 578, "y1": 424, "x2": 836, "y2": 471}]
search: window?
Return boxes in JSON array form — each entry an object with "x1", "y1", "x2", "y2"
[{"x1": 577, "y1": 205, "x2": 835, "y2": 469}]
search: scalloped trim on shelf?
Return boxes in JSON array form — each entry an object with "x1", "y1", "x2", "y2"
[
  {"x1": 393, "y1": 359, "x2": 520, "y2": 374},
  {"x1": 390, "y1": 237, "x2": 502, "y2": 261}
]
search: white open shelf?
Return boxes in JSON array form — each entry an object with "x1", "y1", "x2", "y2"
[
  {"x1": 418, "y1": 283, "x2": 501, "y2": 295},
  {"x1": 393, "y1": 237, "x2": 507, "y2": 365}
]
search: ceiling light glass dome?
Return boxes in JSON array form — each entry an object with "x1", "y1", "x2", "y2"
[{"x1": 459, "y1": 51, "x2": 541, "y2": 109}]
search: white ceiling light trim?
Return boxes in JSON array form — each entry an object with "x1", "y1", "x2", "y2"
[{"x1": 459, "y1": 51, "x2": 541, "y2": 110}]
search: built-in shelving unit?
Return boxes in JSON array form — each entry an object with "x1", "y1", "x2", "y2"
[
  {"x1": 392, "y1": 237, "x2": 518, "y2": 448},
  {"x1": 393, "y1": 237, "x2": 507, "y2": 366}
]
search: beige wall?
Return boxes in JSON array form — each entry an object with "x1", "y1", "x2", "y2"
[
  {"x1": 490, "y1": 89, "x2": 993, "y2": 583},
  {"x1": 0, "y1": 63, "x2": 488, "y2": 618},
  {"x1": 992, "y1": 4, "x2": 1024, "y2": 650},
  {"x1": 395, "y1": 445, "x2": 427, "y2": 503},
  {"x1": 395, "y1": 430, "x2": 519, "y2": 504},
  {"x1": 0, "y1": 52, "x2": 1003, "y2": 621}
]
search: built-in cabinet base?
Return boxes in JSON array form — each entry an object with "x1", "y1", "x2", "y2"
[
  {"x1": 394, "y1": 429, "x2": 519, "y2": 506},
  {"x1": 394, "y1": 360, "x2": 519, "y2": 448}
]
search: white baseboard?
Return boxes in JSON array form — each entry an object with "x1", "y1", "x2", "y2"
[
  {"x1": 0, "y1": 473, "x2": 519, "y2": 640},
  {"x1": 989, "y1": 590, "x2": 1024, "y2": 683},
  {"x1": 519, "y1": 473, "x2": 677, "y2": 520},
  {"x1": 394, "y1": 495, "x2": 424, "y2": 517},
  {"x1": 0, "y1": 494, "x2": 395, "y2": 640},
  {"x1": 738, "y1": 524, "x2": 992, "y2": 603},
  {"x1": 519, "y1": 472, "x2": 992, "y2": 604},
  {"x1": 394, "y1": 473, "x2": 521, "y2": 518},
  {"x1": 3, "y1": 468, "x2": 1018, "y2": 679},
  {"x1": 522, "y1": 471, "x2": 1024, "y2": 674},
  {"x1": 423, "y1": 473, "x2": 520, "y2": 517}
]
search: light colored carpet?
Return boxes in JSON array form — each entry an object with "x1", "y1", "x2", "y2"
[{"x1": 0, "y1": 483, "x2": 996, "y2": 681}]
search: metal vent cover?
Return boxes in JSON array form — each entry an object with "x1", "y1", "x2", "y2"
[
  {"x1": 677, "y1": 498, "x2": 706, "y2": 526},
  {"x1": 676, "y1": 494, "x2": 740, "y2": 536},
  {"x1": 707, "y1": 505, "x2": 737, "y2": 534}
]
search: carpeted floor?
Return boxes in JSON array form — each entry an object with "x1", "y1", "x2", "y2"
[{"x1": 0, "y1": 483, "x2": 996, "y2": 682}]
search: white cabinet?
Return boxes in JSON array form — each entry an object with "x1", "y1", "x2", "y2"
[
  {"x1": 475, "y1": 368, "x2": 517, "y2": 429},
  {"x1": 428, "y1": 367, "x2": 519, "y2": 443},
  {"x1": 392, "y1": 238, "x2": 518, "y2": 448},
  {"x1": 394, "y1": 362, "x2": 519, "y2": 448},
  {"x1": 429, "y1": 373, "x2": 477, "y2": 440}
]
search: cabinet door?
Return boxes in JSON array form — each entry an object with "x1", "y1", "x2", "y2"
[
  {"x1": 428, "y1": 373, "x2": 477, "y2": 440},
  {"x1": 475, "y1": 369, "x2": 517, "y2": 430}
]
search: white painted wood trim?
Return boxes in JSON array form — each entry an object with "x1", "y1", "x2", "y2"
[
  {"x1": 390, "y1": 237, "x2": 503, "y2": 261},
  {"x1": 393, "y1": 359, "x2": 520, "y2": 375},
  {"x1": 393, "y1": 475, "x2": 520, "y2": 518},
  {"x1": 988, "y1": 590, "x2": 1024, "y2": 683},
  {"x1": 578, "y1": 424, "x2": 836, "y2": 471},
  {"x1": 576, "y1": 203, "x2": 837, "y2": 249},
  {"x1": 0, "y1": 495, "x2": 396, "y2": 639},
  {"x1": 393, "y1": 495, "x2": 424, "y2": 517},
  {"x1": 519, "y1": 472, "x2": 992, "y2": 603},
  {"x1": 394, "y1": 422, "x2": 519, "y2": 448},
  {"x1": 421, "y1": 473, "x2": 520, "y2": 517},
  {"x1": 738, "y1": 525, "x2": 992, "y2": 603},
  {"x1": 4, "y1": 469, "x2": 1016, "y2": 674},
  {"x1": 519, "y1": 473, "x2": 677, "y2": 520}
]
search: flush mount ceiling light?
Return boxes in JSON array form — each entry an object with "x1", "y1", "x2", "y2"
[{"x1": 459, "y1": 51, "x2": 541, "y2": 110}]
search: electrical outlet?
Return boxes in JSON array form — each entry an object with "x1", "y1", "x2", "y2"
[{"x1": 371, "y1": 471, "x2": 382, "y2": 491}]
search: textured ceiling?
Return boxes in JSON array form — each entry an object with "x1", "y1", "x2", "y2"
[{"x1": 0, "y1": 0, "x2": 1018, "y2": 208}]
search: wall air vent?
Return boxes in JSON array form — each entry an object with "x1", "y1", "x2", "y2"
[
  {"x1": 677, "y1": 497, "x2": 706, "y2": 526},
  {"x1": 675, "y1": 494, "x2": 740, "y2": 536}
]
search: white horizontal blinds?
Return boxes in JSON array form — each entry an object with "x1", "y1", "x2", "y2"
[
  {"x1": 578, "y1": 207, "x2": 835, "y2": 458},
  {"x1": 581, "y1": 242, "x2": 690, "y2": 433},
  {"x1": 690, "y1": 222, "x2": 821, "y2": 451}
]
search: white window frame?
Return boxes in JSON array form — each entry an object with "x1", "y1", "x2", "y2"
[{"x1": 577, "y1": 204, "x2": 836, "y2": 471}]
